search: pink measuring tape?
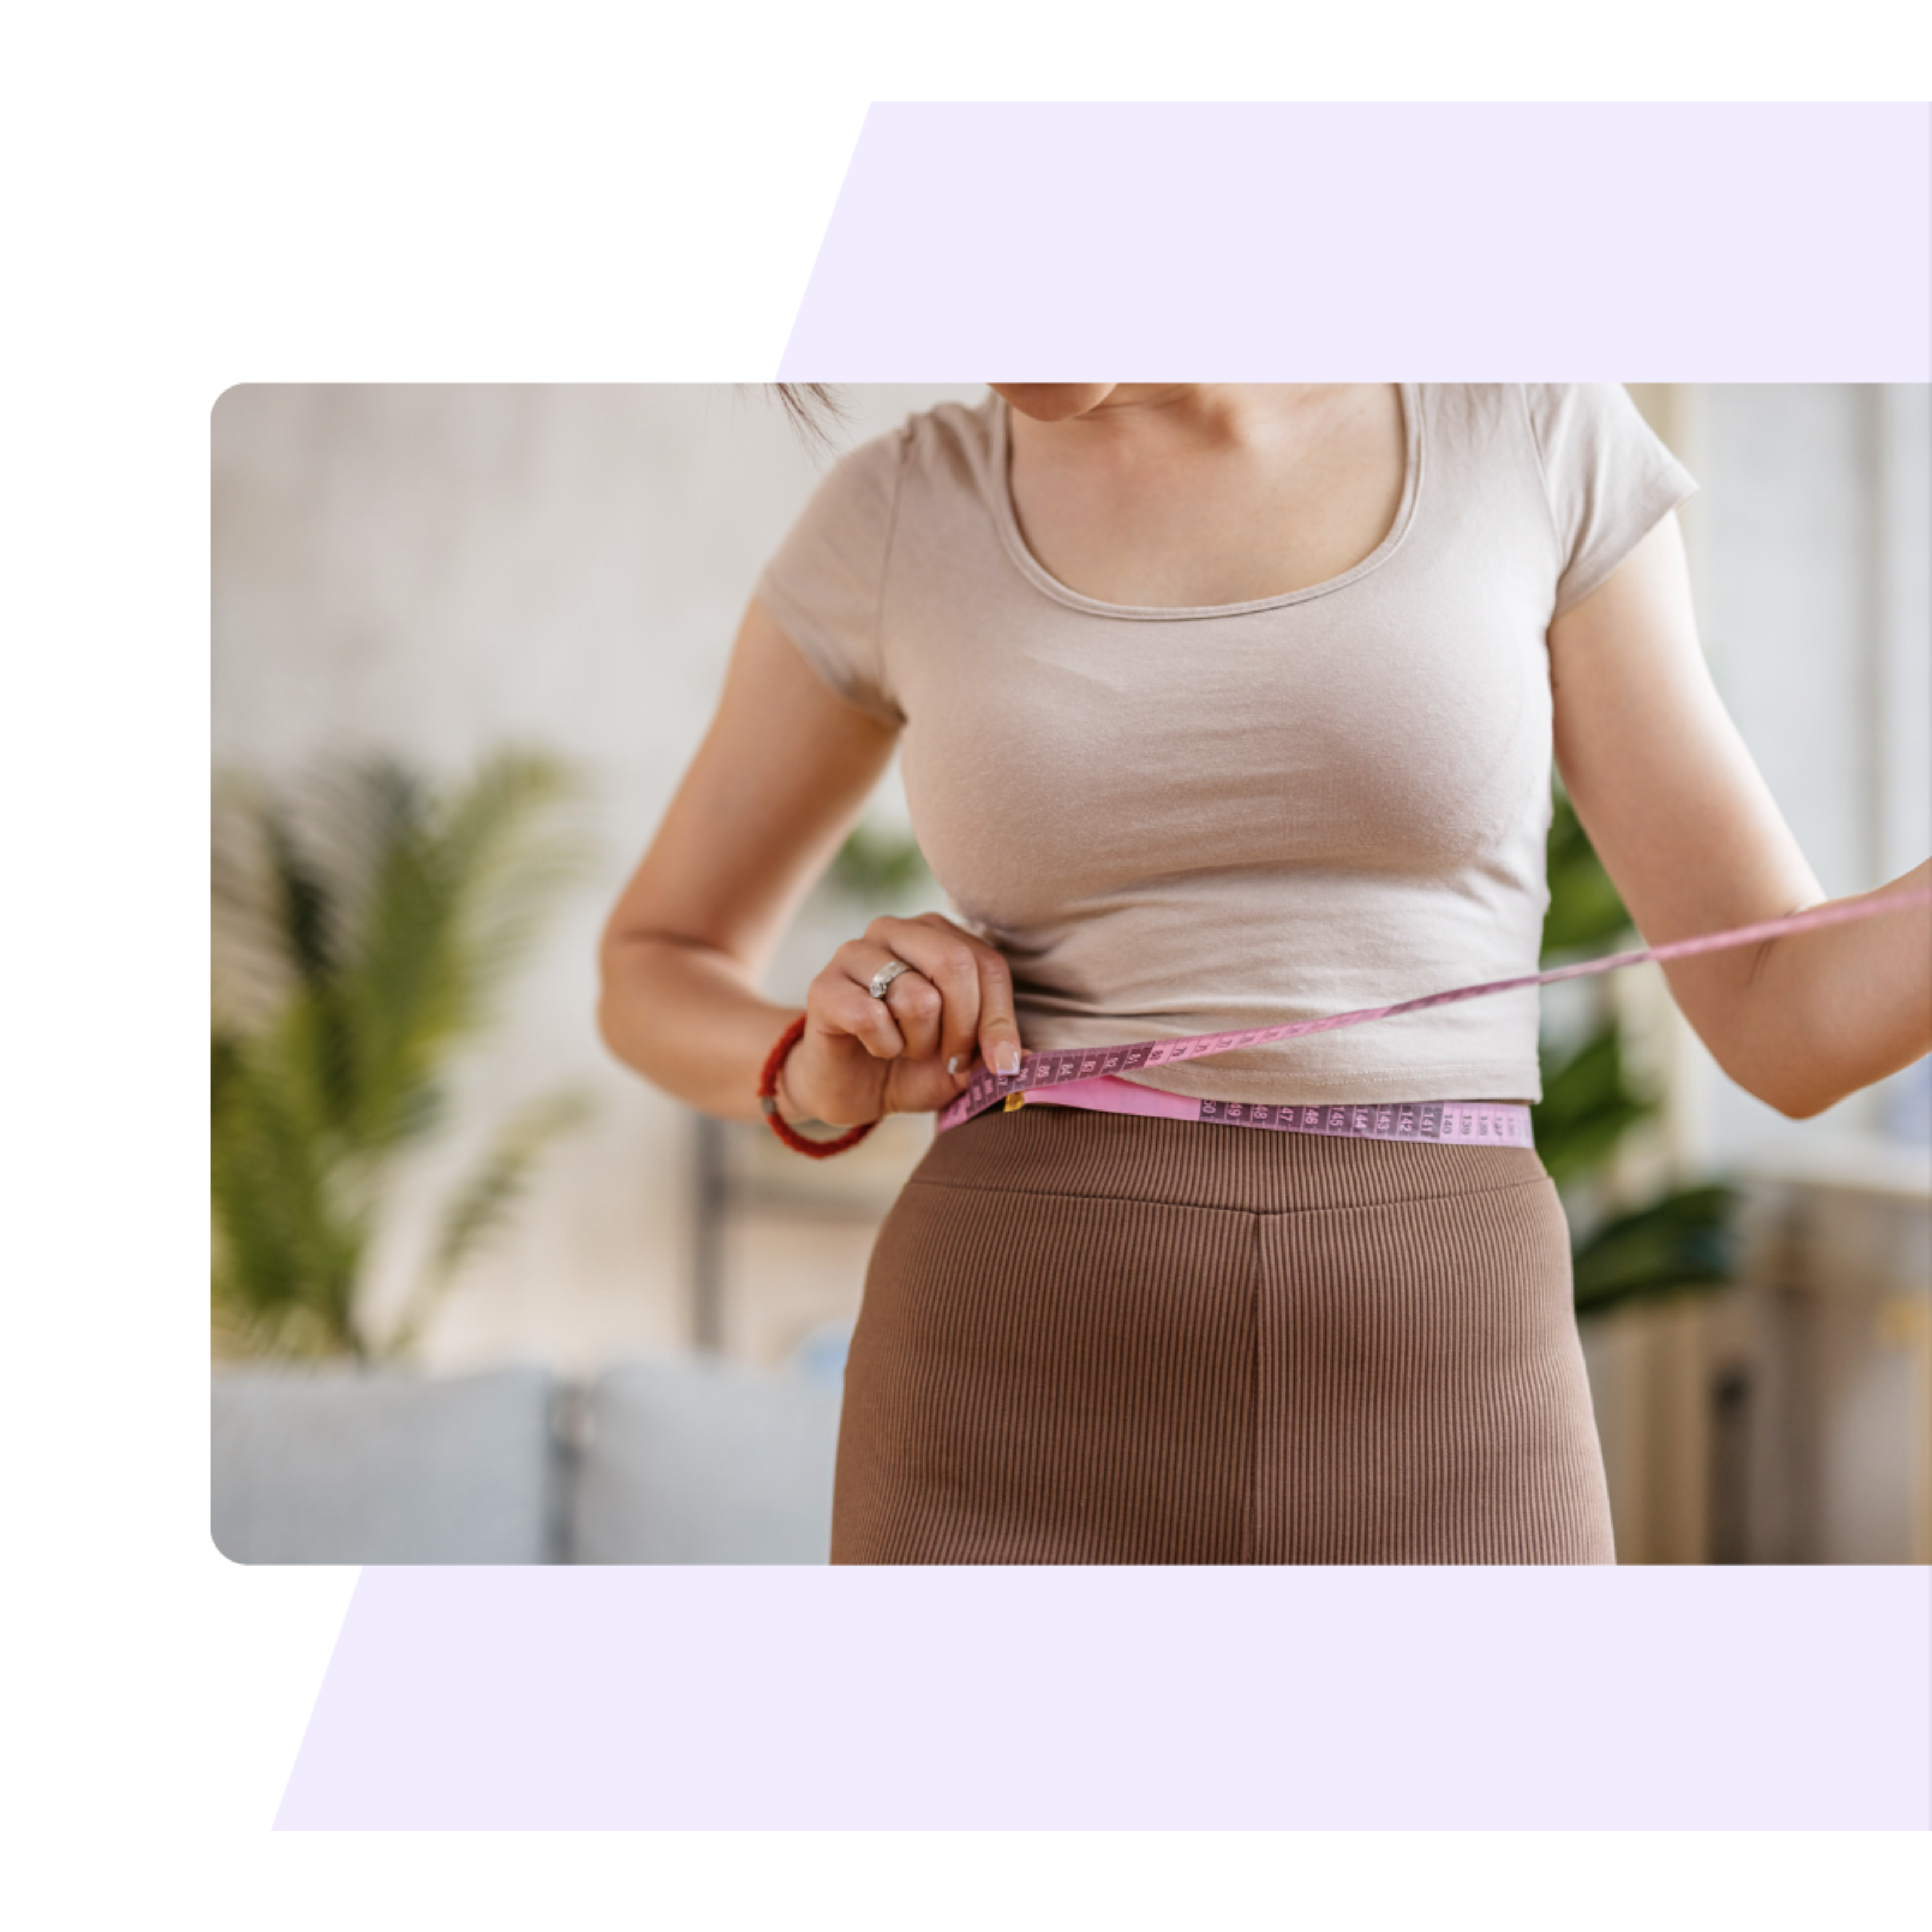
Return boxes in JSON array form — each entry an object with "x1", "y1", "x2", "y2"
[{"x1": 934, "y1": 888, "x2": 1932, "y2": 1145}]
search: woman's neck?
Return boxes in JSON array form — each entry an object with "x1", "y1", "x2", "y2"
[{"x1": 998, "y1": 384, "x2": 1409, "y2": 609}]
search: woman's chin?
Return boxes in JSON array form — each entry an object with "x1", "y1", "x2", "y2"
[{"x1": 990, "y1": 382, "x2": 1119, "y2": 422}]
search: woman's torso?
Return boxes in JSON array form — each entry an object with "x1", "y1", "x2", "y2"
[{"x1": 756, "y1": 384, "x2": 1696, "y2": 1109}]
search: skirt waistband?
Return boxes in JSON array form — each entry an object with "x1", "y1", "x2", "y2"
[
  {"x1": 918, "y1": 1100, "x2": 1550, "y2": 1216},
  {"x1": 1003, "y1": 1073, "x2": 1532, "y2": 1149}
]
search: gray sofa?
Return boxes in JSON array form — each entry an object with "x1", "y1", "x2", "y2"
[{"x1": 211, "y1": 1352, "x2": 845, "y2": 1564}]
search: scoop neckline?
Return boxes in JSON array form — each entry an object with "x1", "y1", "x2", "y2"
[{"x1": 985, "y1": 384, "x2": 1424, "y2": 622}]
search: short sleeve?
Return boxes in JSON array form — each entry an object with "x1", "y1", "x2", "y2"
[
  {"x1": 754, "y1": 426, "x2": 908, "y2": 727},
  {"x1": 1525, "y1": 384, "x2": 1698, "y2": 618}
]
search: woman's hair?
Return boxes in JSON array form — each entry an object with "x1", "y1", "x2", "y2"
[{"x1": 773, "y1": 382, "x2": 846, "y2": 450}]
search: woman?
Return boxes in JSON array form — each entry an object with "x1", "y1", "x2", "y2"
[{"x1": 596, "y1": 384, "x2": 1930, "y2": 1565}]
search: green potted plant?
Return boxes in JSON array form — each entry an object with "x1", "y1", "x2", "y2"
[{"x1": 211, "y1": 746, "x2": 594, "y2": 1362}]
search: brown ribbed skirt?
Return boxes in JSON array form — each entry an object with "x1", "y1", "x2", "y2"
[{"x1": 831, "y1": 1104, "x2": 1615, "y2": 1564}]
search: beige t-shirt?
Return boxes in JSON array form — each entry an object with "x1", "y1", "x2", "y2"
[{"x1": 757, "y1": 385, "x2": 1696, "y2": 1106}]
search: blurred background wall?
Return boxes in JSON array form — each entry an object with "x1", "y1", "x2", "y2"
[
  {"x1": 211, "y1": 383, "x2": 1930, "y2": 1560},
  {"x1": 1606, "y1": 385, "x2": 1929, "y2": 1562},
  {"x1": 212, "y1": 385, "x2": 983, "y2": 1377}
]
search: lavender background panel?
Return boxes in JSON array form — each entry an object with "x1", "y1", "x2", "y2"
[
  {"x1": 781, "y1": 102, "x2": 1931, "y2": 381},
  {"x1": 275, "y1": 101, "x2": 1932, "y2": 1831},
  {"x1": 277, "y1": 1568, "x2": 1931, "y2": 1830}
]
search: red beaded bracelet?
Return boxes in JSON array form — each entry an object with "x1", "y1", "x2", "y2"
[{"x1": 757, "y1": 1013, "x2": 880, "y2": 1158}]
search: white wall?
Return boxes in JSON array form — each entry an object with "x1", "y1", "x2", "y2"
[
  {"x1": 212, "y1": 384, "x2": 983, "y2": 1372},
  {"x1": 1665, "y1": 384, "x2": 1931, "y2": 1183}
]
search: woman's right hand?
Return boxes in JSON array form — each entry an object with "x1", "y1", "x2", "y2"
[
  {"x1": 598, "y1": 600, "x2": 1022, "y2": 1128},
  {"x1": 777, "y1": 912, "x2": 1026, "y2": 1128}
]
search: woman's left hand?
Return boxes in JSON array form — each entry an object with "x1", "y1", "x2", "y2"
[{"x1": 777, "y1": 911, "x2": 1025, "y2": 1128}]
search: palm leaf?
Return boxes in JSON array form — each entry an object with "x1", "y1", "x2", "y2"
[
  {"x1": 379, "y1": 1086, "x2": 596, "y2": 1357},
  {"x1": 430, "y1": 1088, "x2": 594, "y2": 1283},
  {"x1": 1542, "y1": 790, "x2": 1635, "y2": 963},
  {"x1": 210, "y1": 746, "x2": 592, "y2": 1361},
  {"x1": 1571, "y1": 1185, "x2": 1740, "y2": 1314},
  {"x1": 338, "y1": 750, "x2": 587, "y2": 1157},
  {"x1": 210, "y1": 1006, "x2": 372, "y2": 1356},
  {"x1": 1532, "y1": 1024, "x2": 1658, "y2": 1189}
]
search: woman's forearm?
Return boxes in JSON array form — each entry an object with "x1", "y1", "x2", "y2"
[
  {"x1": 1671, "y1": 860, "x2": 1932, "y2": 1119},
  {"x1": 592, "y1": 601, "x2": 905, "y2": 1127},
  {"x1": 1548, "y1": 523, "x2": 1930, "y2": 1125},
  {"x1": 596, "y1": 933, "x2": 801, "y2": 1124}
]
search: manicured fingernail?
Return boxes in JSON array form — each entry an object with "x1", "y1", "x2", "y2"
[
  {"x1": 994, "y1": 1044, "x2": 1021, "y2": 1076},
  {"x1": 947, "y1": 1056, "x2": 960, "y2": 1075}
]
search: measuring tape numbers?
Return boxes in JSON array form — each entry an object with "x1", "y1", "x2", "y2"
[{"x1": 935, "y1": 888, "x2": 1932, "y2": 1142}]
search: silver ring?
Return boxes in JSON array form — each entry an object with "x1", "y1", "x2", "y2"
[{"x1": 868, "y1": 958, "x2": 912, "y2": 1001}]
